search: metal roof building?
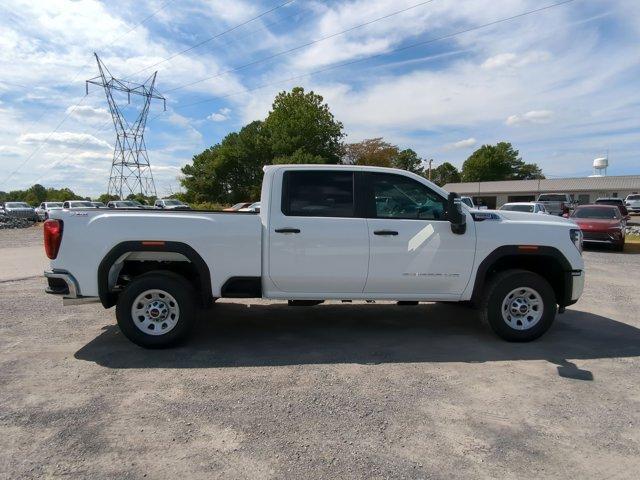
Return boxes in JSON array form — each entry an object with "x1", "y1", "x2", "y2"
[{"x1": 442, "y1": 175, "x2": 640, "y2": 209}]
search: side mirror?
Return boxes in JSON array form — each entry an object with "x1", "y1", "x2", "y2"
[{"x1": 447, "y1": 192, "x2": 466, "y2": 235}]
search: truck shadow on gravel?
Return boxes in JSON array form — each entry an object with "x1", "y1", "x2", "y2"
[{"x1": 74, "y1": 302, "x2": 640, "y2": 370}]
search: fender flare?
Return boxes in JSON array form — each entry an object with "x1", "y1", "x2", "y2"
[
  {"x1": 470, "y1": 245, "x2": 574, "y2": 306},
  {"x1": 97, "y1": 241, "x2": 212, "y2": 308}
]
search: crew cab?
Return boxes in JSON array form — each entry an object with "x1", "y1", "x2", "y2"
[{"x1": 43, "y1": 165, "x2": 585, "y2": 348}]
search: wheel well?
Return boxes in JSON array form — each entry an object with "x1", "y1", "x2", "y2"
[
  {"x1": 485, "y1": 255, "x2": 565, "y2": 302},
  {"x1": 471, "y1": 246, "x2": 572, "y2": 307},
  {"x1": 98, "y1": 241, "x2": 212, "y2": 308}
]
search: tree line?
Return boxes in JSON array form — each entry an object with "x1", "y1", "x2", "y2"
[
  {"x1": 180, "y1": 87, "x2": 543, "y2": 205},
  {"x1": 3, "y1": 86, "x2": 544, "y2": 206}
]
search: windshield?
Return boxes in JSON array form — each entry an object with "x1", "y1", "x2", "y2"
[
  {"x1": 501, "y1": 204, "x2": 534, "y2": 213},
  {"x1": 5, "y1": 202, "x2": 31, "y2": 208},
  {"x1": 116, "y1": 201, "x2": 136, "y2": 207},
  {"x1": 69, "y1": 201, "x2": 94, "y2": 208},
  {"x1": 627, "y1": 195, "x2": 640, "y2": 201},
  {"x1": 538, "y1": 194, "x2": 566, "y2": 202},
  {"x1": 461, "y1": 197, "x2": 473, "y2": 208},
  {"x1": 163, "y1": 200, "x2": 183, "y2": 206},
  {"x1": 572, "y1": 207, "x2": 620, "y2": 219},
  {"x1": 596, "y1": 199, "x2": 622, "y2": 205}
]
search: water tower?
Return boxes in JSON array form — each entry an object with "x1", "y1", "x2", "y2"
[{"x1": 592, "y1": 156, "x2": 608, "y2": 177}]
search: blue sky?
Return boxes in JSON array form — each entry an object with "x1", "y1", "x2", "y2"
[{"x1": 0, "y1": 0, "x2": 638, "y2": 197}]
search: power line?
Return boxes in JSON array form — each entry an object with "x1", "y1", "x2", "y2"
[
  {"x1": 164, "y1": 0, "x2": 437, "y2": 94},
  {"x1": 123, "y1": 0, "x2": 297, "y2": 80},
  {"x1": 1, "y1": 1, "x2": 174, "y2": 187},
  {"x1": 1, "y1": 95, "x2": 88, "y2": 187},
  {"x1": 174, "y1": 0, "x2": 577, "y2": 111}
]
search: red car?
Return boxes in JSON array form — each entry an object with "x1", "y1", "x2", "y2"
[{"x1": 569, "y1": 205, "x2": 626, "y2": 251}]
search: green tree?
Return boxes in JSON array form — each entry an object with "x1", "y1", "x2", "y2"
[
  {"x1": 263, "y1": 87, "x2": 344, "y2": 163},
  {"x1": 393, "y1": 148, "x2": 424, "y2": 174},
  {"x1": 97, "y1": 193, "x2": 119, "y2": 204},
  {"x1": 461, "y1": 142, "x2": 544, "y2": 182},
  {"x1": 273, "y1": 149, "x2": 327, "y2": 164},
  {"x1": 431, "y1": 162, "x2": 461, "y2": 186},
  {"x1": 181, "y1": 120, "x2": 269, "y2": 204}
]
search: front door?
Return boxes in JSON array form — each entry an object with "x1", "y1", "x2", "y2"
[
  {"x1": 268, "y1": 170, "x2": 369, "y2": 294},
  {"x1": 362, "y1": 172, "x2": 476, "y2": 296}
]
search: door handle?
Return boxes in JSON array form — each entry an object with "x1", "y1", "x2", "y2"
[
  {"x1": 275, "y1": 228, "x2": 301, "y2": 234},
  {"x1": 373, "y1": 230, "x2": 398, "y2": 236}
]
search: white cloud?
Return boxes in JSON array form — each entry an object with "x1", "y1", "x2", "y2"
[
  {"x1": 506, "y1": 110, "x2": 554, "y2": 126},
  {"x1": 66, "y1": 105, "x2": 110, "y2": 123},
  {"x1": 446, "y1": 138, "x2": 477, "y2": 150},
  {"x1": 481, "y1": 51, "x2": 551, "y2": 70},
  {"x1": 18, "y1": 132, "x2": 112, "y2": 150},
  {"x1": 207, "y1": 107, "x2": 231, "y2": 122}
]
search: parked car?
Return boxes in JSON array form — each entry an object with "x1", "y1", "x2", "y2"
[
  {"x1": 499, "y1": 202, "x2": 549, "y2": 214},
  {"x1": 63, "y1": 200, "x2": 96, "y2": 209},
  {"x1": 536, "y1": 193, "x2": 575, "y2": 216},
  {"x1": 625, "y1": 194, "x2": 640, "y2": 214},
  {"x1": 44, "y1": 165, "x2": 585, "y2": 348},
  {"x1": 238, "y1": 202, "x2": 260, "y2": 213},
  {"x1": 570, "y1": 204, "x2": 625, "y2": 251},
  {"x1": 224, "y1": 202, "x2": 252, "y2": 212},
  {"x1": 129, "y1": 200, "x2": 154, "y2": 209},
  {"x1": 460, "y1": 196, "x2": 475, "y2": 209},
  {"x1": 1, "y1": 201, "x2": 38, "y2": 221},
  {"x1": 595, "y1": 198, "x2": 629, "y2": 217},
  {"x1": 35, "y1": 202, "x2": 64, "y2": 221},
  {"x1": 154, "y1": 199, "x2": 190, "y2": 210},
  {"x1": 107, "y1": 200, "x2": 143, "y2": 209},
  {"x1": 91, "y1": 202, "x2": 107, "y2": 209}
]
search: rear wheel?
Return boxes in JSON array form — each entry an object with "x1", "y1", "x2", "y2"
[
  {"x1": 480, "y1": 270, "x2": 557, "y2": 342},
  {"x1": 116, "y1": 272, "x2": 196, "y2": 348}
]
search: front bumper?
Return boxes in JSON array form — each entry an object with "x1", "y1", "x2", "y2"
[{"x1": 44, "y1": 270, "x2": 98, "y2": 305}]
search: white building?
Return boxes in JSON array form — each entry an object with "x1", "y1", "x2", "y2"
[{"x1": 442, "y1": 175, "x2": 640, "y2": 209}]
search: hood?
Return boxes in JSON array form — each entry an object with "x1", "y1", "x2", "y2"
[{"x1": 488, "y1": 209, "x2": 576, "y2": 226}]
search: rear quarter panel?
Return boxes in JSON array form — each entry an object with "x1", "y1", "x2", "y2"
[{"x1": 49, "y1": 210, "x2": 262, "y2": 297}]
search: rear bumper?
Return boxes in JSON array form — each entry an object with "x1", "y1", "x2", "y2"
[{"x1": 44, "y1": 270, "x2": 98, "y2": 305}]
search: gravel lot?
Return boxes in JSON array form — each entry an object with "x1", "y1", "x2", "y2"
[{"x1": 1, "y1": 226, "x2": 639, "y2": 479}]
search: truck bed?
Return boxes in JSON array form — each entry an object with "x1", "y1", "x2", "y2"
[{"x1": 49, "y1": 209, "x2": 262, "y2": 298}]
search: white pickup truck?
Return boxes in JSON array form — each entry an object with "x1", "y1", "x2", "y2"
[{"x1": 44, "y1": 165, "x2": 585, "y2": 348}]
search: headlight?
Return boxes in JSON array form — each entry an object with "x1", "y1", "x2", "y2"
[{"x1": 570, "y1": 228, "x2": 583, "y2": 254}]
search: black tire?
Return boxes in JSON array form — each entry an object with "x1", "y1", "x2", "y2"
[
  {"x1": 115, "y1": 272, "x2": 197, "y2": 348},
  {"x1": 480, "y1": 269, "x2": 557, "y2": 342},
  {"x1": 615, "y1": 240, "x2": 625, "y2": 252}
]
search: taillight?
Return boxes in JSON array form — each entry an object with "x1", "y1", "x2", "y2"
[{"x1": 44, "y1": 219, "x2": 63, "y2": 259}]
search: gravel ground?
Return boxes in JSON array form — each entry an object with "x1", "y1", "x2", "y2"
[{"x1": 1, "y1": 228, "x2": 639, "y2": 479}]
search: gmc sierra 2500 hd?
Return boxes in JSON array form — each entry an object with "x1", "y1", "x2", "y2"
[{"x1": 44, "y1": 165, "x2": 585, "y2": 348}]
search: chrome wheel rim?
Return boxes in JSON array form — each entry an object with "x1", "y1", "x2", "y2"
[
  {"x1": 501, "y1": 287, "x2": 543, "y2": 330},
  {"x1": 131, "y1": 289, "x2": 180, "y2": 336}
]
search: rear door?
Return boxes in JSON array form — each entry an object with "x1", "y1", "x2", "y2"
[
  {"x1": 362, "y1": 172, "x2": 476, "y2": 296},
  {"x1": 268, "y1": 170, "x2": 369, "y2": 294}
]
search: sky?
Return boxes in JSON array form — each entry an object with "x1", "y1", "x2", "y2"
[{"x1": 0, "y1": 0, "x2": 638, "y2": 197}]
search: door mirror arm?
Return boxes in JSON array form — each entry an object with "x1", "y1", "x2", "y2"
[{"x1": 447, "y1": 192, "x2": 467, "y2": 235}]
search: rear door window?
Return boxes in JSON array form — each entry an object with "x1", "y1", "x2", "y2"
[{"x1": 282, "y1": 171, "x2": 354, "y2": 217}]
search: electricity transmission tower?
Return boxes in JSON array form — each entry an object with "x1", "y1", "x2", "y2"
[{"x1": 86, "y1": 53, "x2": 165, "y2": 199}]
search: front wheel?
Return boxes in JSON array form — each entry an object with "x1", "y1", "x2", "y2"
[
  {"x1": 480, "y1": 270, "x2": 557, "y2": 342},
  {"x1": 115, "y1": 272, "x2": 196, "y2": 348}
]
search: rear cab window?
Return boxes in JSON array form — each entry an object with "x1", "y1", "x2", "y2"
[{"x1": 282, "y1": 171, "x2": 354, "y2": 217}]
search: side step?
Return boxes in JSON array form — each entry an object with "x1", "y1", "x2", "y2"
[{"x1": 288, "y1": 300, "x2": 324, "y2": 307}]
